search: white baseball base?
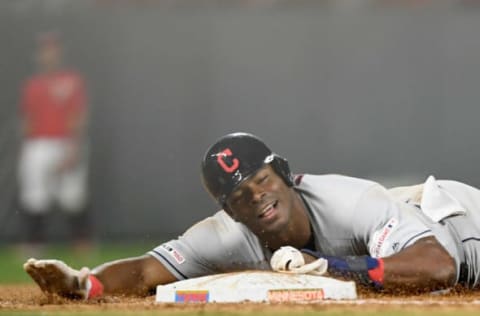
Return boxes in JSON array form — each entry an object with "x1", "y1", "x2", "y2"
[{"x1": 155, "y1": 271, "x2": 357, "y2": 303}]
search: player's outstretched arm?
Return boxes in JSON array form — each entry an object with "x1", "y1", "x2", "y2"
[
  {"x1": 272, "y1": 236, "x2": 456, "y2": 293},
  {"x1": 24, "y1": 254, "x2": 177, "y2": 299},
  {"x1": 315, "y1": 236, "x2": 456, "y2": 292}
]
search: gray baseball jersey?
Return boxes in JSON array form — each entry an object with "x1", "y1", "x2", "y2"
[{"x1": 149, "y1": 174, "x2": 480, "y2": 287}]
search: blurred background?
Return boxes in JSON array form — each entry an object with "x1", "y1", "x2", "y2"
[{"x1": 1, "y1": 0, "x2": 480, "y2": 265}]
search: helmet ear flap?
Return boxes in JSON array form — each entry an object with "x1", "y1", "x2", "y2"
[{"x1": 271, "y1": 155, "x2": 293, "y2": 187}]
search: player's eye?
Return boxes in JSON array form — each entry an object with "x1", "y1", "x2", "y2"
[{"x1": 258, "y1": 174, "x2": 269, "y2": 184}]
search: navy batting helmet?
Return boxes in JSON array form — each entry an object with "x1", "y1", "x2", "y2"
[{"x1": 201, "y1": 132, "x2": 293, "y2": 206}]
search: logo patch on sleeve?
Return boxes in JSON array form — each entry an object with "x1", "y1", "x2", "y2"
[
  {"x1": 369, "y1": 218, "x2": 398, "y2": 258},
  {"x1": 161, "y1": 244, "x2": 185, "y2": 264}
]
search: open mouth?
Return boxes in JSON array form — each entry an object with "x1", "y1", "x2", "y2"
[{"x1": 258, "y1": 201, "x2": 278, "y2": 219}]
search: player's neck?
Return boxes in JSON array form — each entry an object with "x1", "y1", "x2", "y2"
[{"x1": 285, "y1": 192, "x2": 313, "y2": 248}]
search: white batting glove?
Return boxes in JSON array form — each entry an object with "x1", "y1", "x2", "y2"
[
  {"x1": 23, "y1": 258, "x2": 92, "y2": 300},
  {"x1": 270, "y1": 246, "x2": 328, "y2": 276}
]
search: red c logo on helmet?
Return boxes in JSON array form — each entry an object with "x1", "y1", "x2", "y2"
[{"x1": 217, "y1": 148, "x2": 239, "y2": 173}]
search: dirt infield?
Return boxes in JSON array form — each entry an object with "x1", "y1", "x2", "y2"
[{"x1": 1, "y1": 284, "x2": 480, "y2": 314}]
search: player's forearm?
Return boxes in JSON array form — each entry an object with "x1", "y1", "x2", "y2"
[
  {"x1": 382, "y1": 263, "x2": 454, "y2": 293},
  {"x1": 382, "y1": 237, "x2": 456, "y2": 292},
  {"x1": 67, "y1": 111, "x2": 87, "y2": 141},
  {"x1": 91, "y1": 255, "x2": 155, "y2": 296},
  {"x1": 90, "y1": 254, "x2": 178, "y2": 297}
]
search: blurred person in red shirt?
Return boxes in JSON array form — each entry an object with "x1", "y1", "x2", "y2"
[{"x1": 17, "y1": 32, "x2": 90, "y2": 255}]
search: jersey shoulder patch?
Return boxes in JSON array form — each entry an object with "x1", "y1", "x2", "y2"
[
  {"x1": 369, "y1": 217, "x2": 398, "y2": 258},
  {"x1": 161, "y1": 243, "x2": 186, "y2": 264}
]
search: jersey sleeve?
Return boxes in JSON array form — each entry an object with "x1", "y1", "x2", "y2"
[
  {"x1": 148, "y1": 211, "x2": 269, "y2": 280},
  {"x1": 355, "y1": 184, "x2": 434, "y2": 258}
]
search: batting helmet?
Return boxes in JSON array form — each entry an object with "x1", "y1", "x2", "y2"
[{"x1": 201, "y1": 132, "x2": 293, "y2": 206}]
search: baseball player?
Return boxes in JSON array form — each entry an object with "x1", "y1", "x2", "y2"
[
  {"x1": 24, "y1": 132, "x2": 480, "y2": 299},
  {"x1": 18, "y1": 32, "x2": 90, "y2": 251}
]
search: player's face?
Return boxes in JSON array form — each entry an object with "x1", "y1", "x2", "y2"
[
  {"x1": 36, "y1": 44, "x2": 62, "y2": 70},
  {"x1": 225, "y1": 165, "x2": 293, "y2": 236}
]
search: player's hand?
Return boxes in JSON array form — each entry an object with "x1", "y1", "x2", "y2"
[
  {"x1": 270, "y1": 246, "x2": 328, "y2": 276},
  {"x1": 23, "y1": 258, "x2": 90, "y2": 299},
  {"x1": 57, "y1": 141, "x2": 80, "y2": 173}
]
